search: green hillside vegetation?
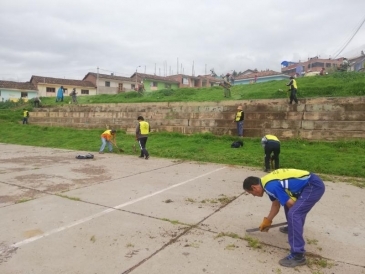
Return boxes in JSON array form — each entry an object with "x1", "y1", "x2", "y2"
[
  {"x1": 35, "y1": 71, "x2": 365, "y2": 106},
  {"x1": 0, "y1": 71, "x2": 365, "y2": 182}
]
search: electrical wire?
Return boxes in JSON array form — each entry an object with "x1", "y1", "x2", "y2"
[{"x1": 333, "y1": 16, "x2": 365, "y2": 58}]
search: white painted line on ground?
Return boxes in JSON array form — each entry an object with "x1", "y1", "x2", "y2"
[{"x1": 8, "y1": 166, "x2": 226, "y2": 251}]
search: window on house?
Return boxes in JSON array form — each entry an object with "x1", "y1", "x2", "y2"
[
  {"x1": 81, "y1": 90, "x2": 89, "y2": 94},
  {"x1": 326, "y1": 63, "x2": 331, "y2": 68},
  {"x1": 131, "y1": 84, "x2": 135, "y2": 90},
  {"x1": 165, "y1": 83, "x2": 171, "y2": 88},
  {"x1": 182, "y1": 78, "x2": 189, "y2": 85},
  {"x1": 21, "y1": 92, "x2": 28, "y2": 98},
  {"x1": 46, "y1": 87, "x2": 55, "y2": 92},
  {"x1": 152, "y1": 82, "x2": 158, "y2": 87},
  {"x1": 105, "y1": 81, "x2": 110, "y2": 87}
]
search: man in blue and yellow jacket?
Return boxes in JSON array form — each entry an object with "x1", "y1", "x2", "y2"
[
  {"x1": 243, "y1": 169, "x2": 325, "y2": 268},
  {"x1": 136, "y1": 116, "x2": 150, "y2": 160}
]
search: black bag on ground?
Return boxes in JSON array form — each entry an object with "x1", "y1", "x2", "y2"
[
  {"x1": 231, "y1": 140, "x2": 244, "y2": 148},
  {"x1": 76, "y1": 153, "x2": 94, "y2": 159}
]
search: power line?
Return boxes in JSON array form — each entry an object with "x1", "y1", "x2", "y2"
[{"x1": 333, "y1": 16, "x2": 365, "y2": 58}]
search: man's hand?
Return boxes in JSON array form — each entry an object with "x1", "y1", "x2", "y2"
[{"x1": 259, "y1": 217, "x2": 272, "y2": 232}]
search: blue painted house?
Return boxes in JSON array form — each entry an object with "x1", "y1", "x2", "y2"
[
  {"x1": 233, "y1": 70, "x2": 290, "y2": 85},
  {"x1": 0, "y1": 81, "x2": 38, "y2": 102}
]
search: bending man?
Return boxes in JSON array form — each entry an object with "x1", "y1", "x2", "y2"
[{"x1": 243, "y1": 169, "x2": 325, "y2": 268}]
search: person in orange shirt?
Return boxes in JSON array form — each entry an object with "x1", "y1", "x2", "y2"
[{"x1": 99, "y1": 129, "x2": 116, "y2": 154}]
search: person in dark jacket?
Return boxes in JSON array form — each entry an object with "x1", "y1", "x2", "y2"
[{"x1": 286, "y1": 77, "x2": 298, "y2": 104}]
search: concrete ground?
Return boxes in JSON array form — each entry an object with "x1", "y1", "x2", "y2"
[{"x1": 0, "y1": 143, "x2": 364, "y2": 274}]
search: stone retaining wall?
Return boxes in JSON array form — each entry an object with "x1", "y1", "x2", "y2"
[{"x1": 29, "y1": 97, "x2": 365, "y2": 140}]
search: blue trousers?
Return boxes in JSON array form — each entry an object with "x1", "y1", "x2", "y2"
[
  {"x1": 99, "y1": 137, "x2": 113, "y2": 152},
  {"x1": 284, "y1": 173, "x2": 325, "y2": 254},
  {"x1": 236, "y1": 121, "x2": 244, "y2": 136}
]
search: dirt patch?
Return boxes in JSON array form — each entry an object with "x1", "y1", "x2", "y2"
[
  {"x1": 0, "y1": 156, "x2": 72, "y2": 166},
  {"x1": 0, "y1": 242, "x2": 17, "y2": 265},
  {"x1": 0, "y1": 189, "x2": 41, "y2": 205},
  {"x1": 71, "y1": 165, "x2": 107, "y2": 176}
]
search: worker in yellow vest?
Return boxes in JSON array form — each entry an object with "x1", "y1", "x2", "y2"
[
  {"x1": 136, "y1": 116, "x2": 150, "y2": 160},
  {"x1": 243, "y1": 169, "x2": 325, "y2": 268},
  {"x1": 261, "y1": 134, "x2": 280, "y2": 172},
  {"x1": 286, "y1": 76, "x2": 298, "y2": 104},
  {"x1": 99, "y1": 129, "x2": 116, "y2": 154},
  {"x1": 234, "y1": 106, "x2": 244, "y2": 137},
  {"x1": 22, "y1": 109, "x2": 29, "y2": 124}
]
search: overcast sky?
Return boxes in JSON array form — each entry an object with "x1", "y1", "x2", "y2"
[{"x1": 1, "y1": 0, "x2": 364, "y2": 82}]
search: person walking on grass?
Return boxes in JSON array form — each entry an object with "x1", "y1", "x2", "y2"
[
  {"x1": 136, "y1": 116, "x2": 150, "y2": 160},
  {"x1": 243, "y1": 169, "x2": 325, "y2": 268},
  {"x1": 286, "y1": 76, "x2": 298, "y2": 104},
  {"x1": 99, "y1": 129, "x2": 116, "y2": 154}
]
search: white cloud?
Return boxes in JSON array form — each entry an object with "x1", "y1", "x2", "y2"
[{"x1": 0, "y1": 0, "x2": 364, "y2": 81}]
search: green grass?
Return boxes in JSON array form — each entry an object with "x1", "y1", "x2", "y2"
[
  {"x1": 18, "y1": 71, "x2": 365, "y2": 107},
  {"x1": 0, "y1": 121, "x2": 365, "y2": 179},
  {"x1": 1, "y1": 71, "x2": 365, "y2": 180}
]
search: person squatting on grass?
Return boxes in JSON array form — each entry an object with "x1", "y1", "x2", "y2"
[
  {"x1": 243, "y1": 169, "x2": 325, "y2": 268},
  {"x1": 286, "y1": 76, "x2": 298, "y2": 104},
  {"x1": 136, "y1": 116, "x2": 150, "y2": 160},
  {"x1": 234, "y1": 106, "x2": 244, "y2": 137},
  {"x1": 261, "y1": 134, "x2": 280, "y2": 172},
  {"x1": 99, "y1": 129, "x2": 117, "y2": 154}
]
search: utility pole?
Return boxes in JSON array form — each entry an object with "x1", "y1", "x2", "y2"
[
  {"x1": 135, "y1": 65, "x2": 141, "y2": 91},
  {"x1": 96, "y1": 67, "x2": 99, "y2": 95}
]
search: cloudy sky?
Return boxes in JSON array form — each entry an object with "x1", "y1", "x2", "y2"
[{"x1": 1, "y1": 0, "x2": 364, "y2": 82}]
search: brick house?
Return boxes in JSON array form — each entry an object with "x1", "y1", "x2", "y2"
[{"x1": 281, "y1": 57, "x2": 344, "y2": 76}]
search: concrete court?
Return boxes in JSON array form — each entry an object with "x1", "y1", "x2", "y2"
[{"x1": 0, "y1": 143, "x2": 364, "y2": 274}]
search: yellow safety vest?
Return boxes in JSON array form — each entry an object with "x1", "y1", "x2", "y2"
[
  {"x1": 261, "y1": 169, "x2": 310, "y2": 200},
  {"x1": 292, "y1": 79, "x2": 297, "y2": 89},
  {"x1": 139, "y1": 121, "x2": 150, "y2": 135},
  {"x1": 264, "y1": 134, "x2": 280, "y2": 142},
  {"x1": 235, "y1": 111, "x2": 243, "y2": 122}
]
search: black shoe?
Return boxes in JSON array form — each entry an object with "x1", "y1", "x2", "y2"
[
  {"x1": 145, "y1": 155, "x2": 150, "y2": 160},
  {"x1": 138, "y1": 156, "x2": 144, "y2": 158},
  {"x1": 279, "y1": 253, "x2": 306, "y2": 267},
  {"x1": 264, "y1": 169, "x2": 271, "y2": 173},
  {"x1": 279, "y1": 226, "x2": 288, "y2": 234}
]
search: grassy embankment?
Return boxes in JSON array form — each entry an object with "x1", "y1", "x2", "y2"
[{"x1": 0, "y1": 72, "x2": 364, "y2": 184}]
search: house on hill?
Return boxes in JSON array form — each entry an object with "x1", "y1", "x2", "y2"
[
  {"x1": 166, "y1": 74, "x2": 220, "y2": 88},
  {"x1": 281, "y1": 57, "x2": 344, "y2": 76},
  {"x1": 83, "y1": 72, "x2": 136, "y2": 94},
  {"x1": 130, "y1": 73, "x2": 179, "y2": 91},
  {"x1": 348, "y1": 51, "x2": 365, "y2": 72},
  {"x1": 0, "y1": 81, "x2": 38, "y2": 102},
  {"x1": 234, "y1": 70, "x2": 289, "y2": 85},
  {"x1": 30, "y1": 76, "x2": 96, "y2": 97}
]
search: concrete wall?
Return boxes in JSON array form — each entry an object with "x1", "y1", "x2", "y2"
[{"x1": 29, "y1": 97, "x2": 365, "y2": 140}]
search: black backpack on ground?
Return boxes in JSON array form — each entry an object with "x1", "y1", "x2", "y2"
[{"x1": 231, "y1": 140, "x2": 244, "y2": 148}]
